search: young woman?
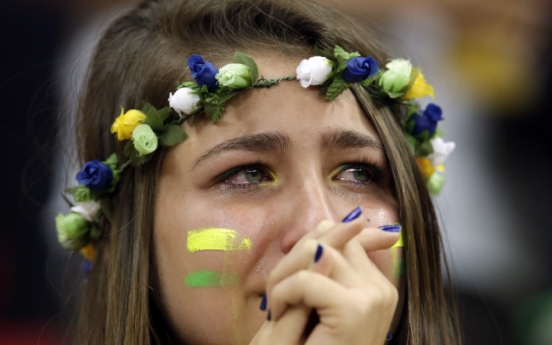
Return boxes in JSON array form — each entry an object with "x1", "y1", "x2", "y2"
[{"x1": 54, "y1": 0, "x2": 459, "y2": 344}]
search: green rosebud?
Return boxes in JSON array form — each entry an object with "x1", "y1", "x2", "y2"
[
  {"x1": 132, "y1": 124, "x2": 158, "y2": 156},
  {"x1": 216, "y1": 63, "x2": 252, "y2": 89},
  {"x1": 55, "y1": 212, "x2": 90, "y2": 249},
  {"x1": 378, "y1": 59, "x2": 412, "y2": 98},
  {"x1": 426, "y1": 172, "x2": 445, "y2": 195}
]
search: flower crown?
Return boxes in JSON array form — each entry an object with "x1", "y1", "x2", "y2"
[{"x1": 56, "y1": 45, "x2": 455, "y2": 260}]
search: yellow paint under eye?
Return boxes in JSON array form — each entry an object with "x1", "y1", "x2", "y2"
[{"x1": 187, "y1": 228, "x2": 252, "y2": 253}]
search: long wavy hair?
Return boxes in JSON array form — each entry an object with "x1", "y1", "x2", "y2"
[{"x1": 74, "y1": 0, "x2": 460, "y2": 344}]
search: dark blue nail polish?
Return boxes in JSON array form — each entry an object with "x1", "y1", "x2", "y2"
[
  {"x1": 267, "y1": 310, "x2": 272, "y2": 321},
  {"x1": 314, "y1": 244, "x2": 323, "y2": 263},
  {"x1": 260, "y1": 293, "x2": 267, "y2": 311},
  {"x1": 342, "y1": 207, "x2": 362, "y2": 223},
  {"x1": 378, "y1": 224, "x2": 401, "y2": 233},
  {"x1": 386, "y1": 332, "x2": 393, "y2": 340}
]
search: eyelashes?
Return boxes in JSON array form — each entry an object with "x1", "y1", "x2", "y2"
[
  {"x1": 216, "y1": 161, "x2": 275, "y2": 191},
  {"x1": 330, "y1": 160, "x2": 384, "y2": 188},
  {"x1": 215, "y1": 158, "x2": 385, "y2": 192}
]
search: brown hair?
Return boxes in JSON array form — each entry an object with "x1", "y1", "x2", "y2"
[{"x1": 75, "y1": 0, "x2": 459, "y2": 344}]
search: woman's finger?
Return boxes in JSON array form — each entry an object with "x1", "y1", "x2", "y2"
[
  {"x1": 352, "y1": 225, "x2": 401, "y2": 253},
  {"x1": 251, "y1": 304, "x2": 311, "y2": 345},
  {"x1": 266, "y1": 218, "x2": 363, "y2": 297}
]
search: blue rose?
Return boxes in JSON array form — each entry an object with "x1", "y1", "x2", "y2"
[
  {"x1": 342, "y1": 56, "x2": 380, "y2": 83},
  {"x1": 187, "y1": 55, "x2": 219, "y2": 92},
  {"x1": 411, "y1": 103, "x2": 443, "y2": 136},
  {"x1": 76, "y1": 160, "x2": 114, "y2": 191}
]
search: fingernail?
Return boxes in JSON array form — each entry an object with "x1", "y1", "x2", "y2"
[
  {"x1": 260, "y1": 293, "x2": 267, "y2": 311},
  {"x1": 314, "y1": 243, "x2": 323, "y2": 263},
  {"x1": 267, "y1": 310, "x2": 272, "y2": 321},
  {"x1": 386, "y1": 332, "x2": 393, "y2": 340},
  {"x1": 342, "y1": 206, "x2": 362, "y2": 223},
  {"x1": 379, "y1": 224, "x2": 401, "y2": 233}
]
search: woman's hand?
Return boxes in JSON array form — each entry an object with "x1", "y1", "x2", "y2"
[{"x1": 250, "y1": 215, "x2": 400, "y2": 345}]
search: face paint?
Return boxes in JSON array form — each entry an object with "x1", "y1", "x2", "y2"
[
  {"x1": 184, "y1": 270, "x2": 241, "y2": 287},
  {"x1": 184, "y1": 228, "x2": 252, "y2": 287},
  {"x1": 391, "y1": 231, "x2": 404, "y2": 249},
  {"x1": 187, "y1": 228, "x2": 252, "y2": 253},
  {"x1": 391, "y1": 231, "x2": 406, "y2": 276}
]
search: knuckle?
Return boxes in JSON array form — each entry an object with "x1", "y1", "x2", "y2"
[
  {"x1": 295, "y1": 269, "x2": 311, "y2": 286},
  {"x1": 302, "y1": 239, "x2": 319, "y2": 256}
]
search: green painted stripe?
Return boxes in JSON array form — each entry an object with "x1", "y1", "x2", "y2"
[
  {"x1": 393, "y1": 258, "x2": 406, "y2": 276},
  {"x1": 184, "y1": 271, "x2": 240, "y2": 287}
]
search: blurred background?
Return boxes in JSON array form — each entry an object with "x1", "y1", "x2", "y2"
[{"x1": 1, "y1": 0, "x2": 550, "y2": 344}]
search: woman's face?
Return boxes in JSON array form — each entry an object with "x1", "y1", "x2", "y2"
[{"x1": 154, "y1": 53, "x2": 401, "y2": 345}]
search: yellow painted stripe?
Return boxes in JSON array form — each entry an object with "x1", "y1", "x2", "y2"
[
  {"x1": 392, "y1": 232, "x2": 404, "y2": 248},
  {"x1": 187, "y1": 228, "x2": 252, "y2": 253}
]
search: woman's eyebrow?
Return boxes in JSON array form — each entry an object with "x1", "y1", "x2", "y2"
[
  {"x1": 320, "y1": 129, "x2": 382, "y2": 150},
  {"x1": 193, "y1": 132, "x2": 290, "y2": 168}
]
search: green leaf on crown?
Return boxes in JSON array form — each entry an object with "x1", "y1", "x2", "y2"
[
  {"x1": 73, "y1": 186, "x2": 94, "y2": 202},
  {"x1": 178, "y1": 81, "x2": 200, "y2": 91},
  {"x1": 103, "y1": 153, "x2": 118, "y2": 171},
  {"x1": 141, "y1": 102, "x2": 154, "y2": 115},
  {"x1": 416, "y1": 140, "x2": 433, "y2": 157},
  {"x1": 123, "y1": 141, "x2": 150, "y2": 166},
  {"x1": 123, "y1": 140, "x2": 135, "y2": 158},
  {"x1": 89, "y1": 224, "x2": 101, "y2": 241},
  {"x1": 326, "y1": 75, "x2": 351, "y2": 101},
  {"x1": 157, "y1": 106, "x2": 171, "y2": 121},
  {"x1": 333, "y1": 45, "x2": 360, "y2": 65},
  {"x1": 359, "y1": 71, "x2": 381, "y2": 87},
  {"x1": 203, "y1": 91, "x2": 222, "y2": 121},
  {"x1": 233, "y1": 51, "x2": 259, "y2": 84},
  {"x1": 204, "y1": 100, "x2": 224, "y2": 122},
  {"x1": 143, "y1": 104, "x2": 164, "y2": 132},
  {"x1": 129, "y1": 152, "x2": 150, "y2": 166},
  {"x1": 159, "y1": 124, "x2": 188, "y2": 146},
  {"x1": 101, "y1": 153, "x2": 121, "y2": 193},
  {"x1": 99, "y1": 197, "x2": 113, "y2": 223},
  {"x1": 432, "y1": 129, "x2": 443, "y2": 139},
  {"x1": 314, "y1": 46, "x2": 335, "y2": 63}
]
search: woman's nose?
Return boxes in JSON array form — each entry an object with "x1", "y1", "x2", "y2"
[{"x1": 278, "y1": 176, "x2": 338, "y2": 254}]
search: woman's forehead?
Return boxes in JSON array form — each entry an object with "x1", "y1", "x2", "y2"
[{"x1": 181, "y1": 80, "x2": 380, "y2": 156}]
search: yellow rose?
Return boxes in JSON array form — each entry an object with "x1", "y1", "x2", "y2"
[
  {"x1": 416, "y1": 157, "x2": 435, "y2": 178},
  {"x1": 110, "y1": 109, "x2": 147, "y2": 140},
  {"x1": 404, "y1": 71, "x2": 435, "y2": 99},
  {"x1": 80, "y1": 243, "x2": 97, "y2": 261}
]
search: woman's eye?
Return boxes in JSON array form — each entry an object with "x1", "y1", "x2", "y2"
[
  {"x1": 221, "y1": 165, "x2": 273, "y2": 186},
  {"x1": 332, "y1": 164, "x2": 381, "y2": 185}
]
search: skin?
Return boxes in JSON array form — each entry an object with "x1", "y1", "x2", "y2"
[{"x1": 154, "y1": 53, "x2": 403, "y2": 345}]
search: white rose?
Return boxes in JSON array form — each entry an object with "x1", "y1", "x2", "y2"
[
  {"x1": 296, "y1": 56, "x2": 333, "y2": 88},
  {"x1": 427, "y1": 137, "x2": 456, "y2": 166},
  {"x1": 71, "y1": 201, "x2": 101, "y2": 221},
  {"x1": 169, "y1": 87, "x2": 201, "y2": 115}
]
